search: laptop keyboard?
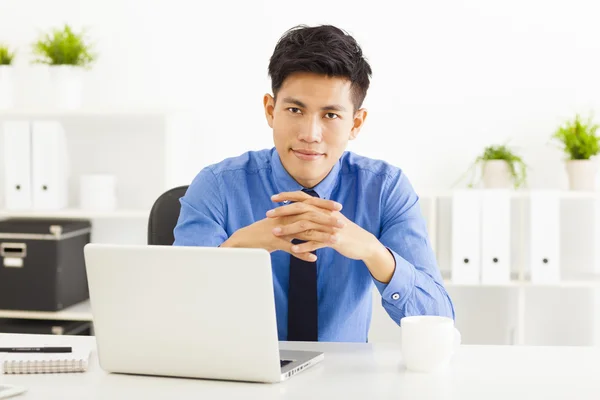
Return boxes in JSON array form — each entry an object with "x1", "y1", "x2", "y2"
[{"x1": 280, "y1": 360, "x2": 293, "y2": 368}]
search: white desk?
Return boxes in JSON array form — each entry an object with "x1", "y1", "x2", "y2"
[{"x1": 1, "y1": 333, "x2": 599, "y2": 400}]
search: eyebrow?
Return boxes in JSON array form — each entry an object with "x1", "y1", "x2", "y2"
[{"x1": 282, "y1": 97, "x2": 347, "y2": 112}]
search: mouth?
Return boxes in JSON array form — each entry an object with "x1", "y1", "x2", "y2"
[{"x1": 291, "y1": 148, "x2": 325, "y2": 161}]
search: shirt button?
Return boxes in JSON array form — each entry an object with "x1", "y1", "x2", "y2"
[{"x1": 391, "y1": 293, "x2": 400, "y2": 301}]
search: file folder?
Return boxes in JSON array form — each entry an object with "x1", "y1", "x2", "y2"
[
  {"x1": 528, "y1": 191, "x2": 560, "y2": 284},
  {"x1": 31, "y1": 121, "x2": 69, "y2": 210},
  {"x1": 480, "y1": 189, "x2": 511, "y2": 284},
  {"x1": 2, "y1": 121, "x2": 33, "y2": 210},
  {"x1": 450, "y1": 190, "x2": 481, "y2": 284}
]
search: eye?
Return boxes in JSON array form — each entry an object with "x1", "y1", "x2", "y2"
[
  {"x1": 325, "y1": 113, "x2": 339, "y2": 119},
  {"x1": 288, "y1": 107, "x2": 302, "y2": 114}
]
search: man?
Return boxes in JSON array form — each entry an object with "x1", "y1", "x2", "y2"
[{"x1": 173, "y1": 24, "x2": 454, "y2": 342}]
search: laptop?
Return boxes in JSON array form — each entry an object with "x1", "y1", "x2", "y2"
[{"x1": 83, "y1": 243, "x2": 324, "y2": 383}]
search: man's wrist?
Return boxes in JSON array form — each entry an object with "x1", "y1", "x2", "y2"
[
  {"x1": 362, "y1": 237, "x2": 396, "y2": 284},
  {"x1": 220, "y1": 228, "x2": 246, "y2": 248}
]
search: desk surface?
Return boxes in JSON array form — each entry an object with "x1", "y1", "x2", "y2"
[{"x1": 1, "y1": 333, "x2": 599, "y2": 400}]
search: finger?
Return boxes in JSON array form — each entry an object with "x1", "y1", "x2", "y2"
[
  {"x1": 272, "y1": 192, "x2": 342, "y2": 211},
  {"x1": 291, "y1": 251, "x2": 318, "y2": 262},
  {"x1": 303, "y1": 197, "x2": 343, "y2": 212},
  {"x1": 270, "y1": 236, "x2": 318, "y2": 262},
  {"x1": 266, "y1": 201, "x2": 315, "y2": 218},
  {"x1": 294, "y1": 229, "x2": 338, "y2": 245},
  {"x1": 271, "y1": 191, "x2": 312, "y2": 202},
  {"x1": 267, "y1": 203, "x2": 344, "y2": 227},
  {"x1": 276, "y1": 212, "x2": 345, "y2": 229},
  {"x1": 272, "y1": 220, "x2": 337, "y2": 236},
  {"x1": 291, "y1": 241, "x2": 329, "y2": 254}
]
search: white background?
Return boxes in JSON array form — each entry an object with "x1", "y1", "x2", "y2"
[
  {"x1": 1, "y1": 0, "x2": 600, "y2": 192},
  {"x1": 2, "y1": 0, "x2": 600, "y2": 346}
]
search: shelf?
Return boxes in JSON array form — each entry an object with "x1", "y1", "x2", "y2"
[
  {"x1": 443, "y1": 274, "x2": 600, "y2": 288},
  {"x1": 429, "y1": 189, "x2": 599, "y2": 200},
  {"x1": 0, "y1": 300, "x2": 92, "y2": 322},
  {"x1": 0, "y1": 107, "x2": 189, "y2": 118},
  {"x1": 0, "y1": 208, "x2": 149, "y2": 219}
]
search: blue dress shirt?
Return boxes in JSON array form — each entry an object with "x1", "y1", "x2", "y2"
[{"x1": 173, "y1": 148, "x2": 455, "y2": 342}]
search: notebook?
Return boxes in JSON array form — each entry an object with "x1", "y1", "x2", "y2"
[{"x1": 1, "y1": 349, "x2": 90, "y2": 374}]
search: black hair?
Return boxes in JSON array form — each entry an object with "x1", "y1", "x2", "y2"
[{"x1": 268, "y1": 24, "x2": 372, "y2": 111}]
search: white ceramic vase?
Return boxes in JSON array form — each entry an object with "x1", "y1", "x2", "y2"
[
  {"x1": 50, "y1": 65, "x2": 84, "y2": 109},
  {"x1": 565, "y1": 159, "x2": 598, "y2": 191},
  {"x1": 482, "y1": 160, "x2": 512, "y2": 189},
  {"x1": 0, "y1": 65, "x2": 14, "y2": 110}
]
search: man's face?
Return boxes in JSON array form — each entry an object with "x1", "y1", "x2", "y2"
[{"x1": 264, "y1": 72, "x2": 367, "y2": 188}]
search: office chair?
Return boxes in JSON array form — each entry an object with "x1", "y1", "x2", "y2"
[{"x1": 147, "y1": 185, "x2": 189, "y2": 245}]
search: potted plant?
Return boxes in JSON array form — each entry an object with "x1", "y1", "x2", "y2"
[
  {"x1": 0, "y1": 44, "x2": 16, "y2": 110},
  {"x1": 31, "y1": 24, "x2": 96, "y2": 109},
  {"x1": 454, "y1": 144, "x2": 527, "y2": 189},
  {"x1": 552, "y1": 114, "x2": 600, "y2": 191}
]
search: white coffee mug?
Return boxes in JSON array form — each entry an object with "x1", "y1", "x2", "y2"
[{"x1": 399, "y1": 315, "x2": 461, "y2": 373}]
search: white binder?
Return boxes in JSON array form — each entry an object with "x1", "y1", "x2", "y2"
[
  {"x1": 2, "y1": 121, "x2": 33, "y2": 210},
  {"x1": 528, "y1": 191, "x2": 561, "y2": 284},
  {"x1": 31, "y1": 121, "x2": 69, "y2": 210},
  {"x1": 450, "y1": 189, "x2": 482, "y2": 284},
  {"x1": 480, "y1": 189, "x2": 511, "y2": 284}
]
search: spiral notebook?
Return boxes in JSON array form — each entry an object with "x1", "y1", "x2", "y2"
[{"x1": 1, "y1": 349, "x2": 90, "y2": 374}]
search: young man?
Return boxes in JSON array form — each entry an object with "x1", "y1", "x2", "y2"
[{"x1": 173, "y1": 24, "x2": 454, "y2": 342}]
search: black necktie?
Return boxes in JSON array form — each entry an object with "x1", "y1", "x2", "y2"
[{"x1": 287, "y1": 189, "x2": 319, "y2": 341}]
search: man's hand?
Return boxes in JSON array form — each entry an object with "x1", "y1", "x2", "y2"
[
  {"x1": 268, "y1": 191, "x2": 379, "y2": 261},
  {"x1": 220, "y1": 194, "x2": 344, "y2": 262},
  {"x1": 268, "y1": 191, "x2": 397, "y2": 283}
]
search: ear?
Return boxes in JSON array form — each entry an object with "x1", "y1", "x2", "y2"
[
  {"x1": 263, "y1": 94, "x2": 275, "y2": 128},
  {"x1": 349, "y1": 108, "x2": 367, "y2": 140}
]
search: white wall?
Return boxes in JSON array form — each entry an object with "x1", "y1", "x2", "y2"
[
  {"x1": 2, "y1": 0, "x2": 600, "y2": 193},
  {"x1": 2, "y1": 0, "x2": 600, "y2": 345}
]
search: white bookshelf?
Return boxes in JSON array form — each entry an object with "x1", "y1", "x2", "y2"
[
  {"x1": 0, "y1": 300, "x2": 92, "y2": 322},
  {"x1": 0, "y1": 107, "x2": 202, "y2": 244},
  {"x1": 1, "y1": 120, "x2": 599, "y2": 347},
  {"x1": 0, "y1": 208, "x2": 149, "y2": 220}
]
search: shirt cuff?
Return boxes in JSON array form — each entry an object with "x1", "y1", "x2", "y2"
[{"x1": 372, "y1": 247, "x2": 416, "y2": 307}]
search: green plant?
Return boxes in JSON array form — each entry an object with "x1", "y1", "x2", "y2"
[
  {"x1": 552, "y1": 114, "x2": 600, "y2": 160},
  {"x1": 452, "y1": 142, "x2": 527, "y2": 189},
  {"x1": 0, "y1": 44, "x2": 15, "y2": 65},
  {"x1": 31, "y1": 24, "x2": 95, "y2": 68},
  {"x1": 471, "y1": 144, "x2": 527, "y2": 189}
]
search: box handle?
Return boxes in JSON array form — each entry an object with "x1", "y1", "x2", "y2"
[{"x1": 1, "y1": 242, "x2": 27, "y2": 268}]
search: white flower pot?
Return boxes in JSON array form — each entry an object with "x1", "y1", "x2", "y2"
[
  {"x1": 50, "y1": 65, "x2": 84, "y2": 110},
  {"x1": 566, "y1": 159, "x2": 598, "y2": 191},
  {"x1": 0, "y1": 65, "x2": 14, "y2": 110},
  {"x1": 482, "y1": 160, "x2": 512, "y2": 189}
]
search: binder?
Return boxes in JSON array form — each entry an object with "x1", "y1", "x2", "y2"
[
  {"x1": 480, "y1": 189, "x2": 511, "y2": 284},
  {"x1": 2, "y1": 121, "x2": 33, "y2": 210},
  {"x1": 450, "y1": 190, "x2": 481, "y2": 284},
  {"x1": 31, "y1": 121, "x2": 69, "y2": 210},
  {"x1": 528, "y1": 191, "x2": 561, "y2": 284}
]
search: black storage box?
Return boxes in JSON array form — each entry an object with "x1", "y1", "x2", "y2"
[
  {"x1": 0, "y1": 218, "x2": 92, "y2": 312},
  {"x1": 0, "y1": 318, "x2": 92, "y2": 335}
]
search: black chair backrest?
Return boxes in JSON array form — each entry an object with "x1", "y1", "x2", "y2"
[{"x1": 147, "y1": 185, "x2": 189, "y2": 245}]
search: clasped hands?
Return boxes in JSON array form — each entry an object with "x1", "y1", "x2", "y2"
[{"x1": 264, "y1": 191, "x2": 376, "y2": 262}]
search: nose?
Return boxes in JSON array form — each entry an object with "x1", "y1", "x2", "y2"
[{"x1": 297, "y1": 115, "x2": 323, "y2": 143}]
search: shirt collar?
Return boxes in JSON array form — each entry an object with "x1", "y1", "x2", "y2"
[{"x1": 270, "y1": 148, "x2": 340, "y2": 200}]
